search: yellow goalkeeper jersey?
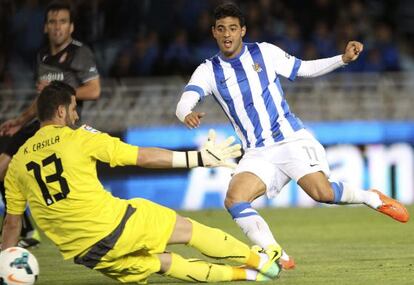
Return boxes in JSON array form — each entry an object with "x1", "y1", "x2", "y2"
[{"x1": 5, "y1": 124, "x2": 139, "y2": 259}]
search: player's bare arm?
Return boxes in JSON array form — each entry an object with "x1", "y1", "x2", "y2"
[
  {"x1": 1, "y1": 214, "x2": 22, "y2": 249},
  {"x1": 184, "y1": 111, "x2": 205, "y2": 129},
  {"x1": 0, "y1": 100, "x2": 37, "y2": 136},
  {"x1": 137, "y1": 129, "x2": 241, "y2": 169},
  {"x1": 74, "y1": 77, "x2": 101, "y2": 100},
  {"x1": 342, "y1": 41, "x2": 363, "y2": 63}
]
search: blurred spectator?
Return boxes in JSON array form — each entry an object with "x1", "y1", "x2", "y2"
[
  {"x1": 311, "y1": 21, "x2": 336, "y2": 58},
  {"x1": 277, "y1": 20, "x2": 303, "y2": 57},
  {"x1": 110, "y1": 31, "x2": 160, "y2": 77},
  {"x1": 364, "y1": 48, "x2": 385, "y2": 72},
  {"x1": 396, "y1": 0, "x2": 414, "y2": 37},
  {"x1": 129, "y1": 31, "x2": 160, "y2": 76},
  {"x1": 244, "y1": 26, "x2": 265, "y2": 43},
  {"x1": 163, "y1": 29, "x2": 192, "y2": 75},
  {"x1": 302, "y1": 42, "x2": 320, "y2": 60},
  {"x1": 375, "y1": 22, "x2": 400, "y2": 71},
  {"x1": 265, "y1": 0, "x2": 288, "y2": 41},
  {"x1": 8, "y1": 0, "x2": 44, "y2": 63},
  {"x1": 190, "y1": 10, "x2": 217, "y2": 64},
  {"x1": 347, "y1": 0, "x2": 371, "y2": 38},
  {"x1": 7, "y1": 0, "x2": 44, "y2": 87},
  {"x1": 190, "y1": 10, "x2": 213, "y2": 45},
  {"x1": 109, "y1": 49, "x2": 132, "y2": 78}
]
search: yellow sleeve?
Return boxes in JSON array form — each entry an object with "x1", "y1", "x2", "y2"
[
  {"x1": 75, "y1": 126, "x2": 138, "y2": 167},
  {"x1": 4, "y1": 160, "x2": 27, "y2": 215}
]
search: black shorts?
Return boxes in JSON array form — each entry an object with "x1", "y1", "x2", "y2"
[{"x1": 3, "y1": 120, "x2": 40, "y2": 156}]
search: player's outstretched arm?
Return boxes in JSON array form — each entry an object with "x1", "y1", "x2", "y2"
[
  {"x1": 136, "y1": 129, "x2": 241, "y2": 169},
  {"x1": 295, "y1": 40, "x2": 363, "y2": 79}
]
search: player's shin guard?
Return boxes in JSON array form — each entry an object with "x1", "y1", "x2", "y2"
[
  {"x1": 228, "y1": 202, "x2": 277, "y2": 249},
  {"x1": 187, "y1": 219, "x2": 260, "y2": 268},
  {"x1": 164, "y1": 253, "x2": 251, "y2": 282}
]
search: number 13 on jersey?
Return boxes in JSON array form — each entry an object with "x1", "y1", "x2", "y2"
[{"x1": 26, "y1": 153, "x2": 70, "y2": 206}]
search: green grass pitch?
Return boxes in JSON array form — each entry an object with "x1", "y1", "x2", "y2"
[{"x1": 22, "y1": 205, "x2": 414, "y2": 285}]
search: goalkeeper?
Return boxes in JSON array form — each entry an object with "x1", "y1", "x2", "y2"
[{"x1": 1, "y1": 81, "x2": 281, "y2": 283}]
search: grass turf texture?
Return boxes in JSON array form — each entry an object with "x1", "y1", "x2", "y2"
[{"x1": 18, "y1": 205, "x2": 414, "y2": 285}]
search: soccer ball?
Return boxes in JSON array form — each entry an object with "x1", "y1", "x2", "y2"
[{"x1": 0, "y1": 247, "x2": 39, "y2": 285}]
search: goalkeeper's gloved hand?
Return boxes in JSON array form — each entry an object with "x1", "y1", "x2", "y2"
[
  {"x1": 200, "y1": 129, "x2": 242, "y2": 168},
  {"x1": 172, "y1": 129, "x2": 242, "y2": 169}
]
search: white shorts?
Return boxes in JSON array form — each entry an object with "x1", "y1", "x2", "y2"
[{"x1": 234, "y1": 129, "x2": 330, "y2": 198}]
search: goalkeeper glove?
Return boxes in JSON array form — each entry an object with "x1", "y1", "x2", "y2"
[{"x1": 172, "y1": 129, "x2": 242, "y2": 169}]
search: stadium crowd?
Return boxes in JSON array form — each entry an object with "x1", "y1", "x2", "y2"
[{"x1": 0, "y1": 0, "x2": 413, "y2": 88}]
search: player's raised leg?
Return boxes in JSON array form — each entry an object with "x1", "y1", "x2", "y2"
[{"x1": 298, "y1": 172, "x2": 409, "y2": 223}]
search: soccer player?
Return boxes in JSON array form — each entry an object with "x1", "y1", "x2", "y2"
[
  {"x1": 1, "y1": 81, "x2": 282, "y2": 283},
  {"x1": 176, "y1": 3, "x2": 409, "y2": 270},
  {"x1": 0, "y1": 0, "x2": 100, "y2": 248}
]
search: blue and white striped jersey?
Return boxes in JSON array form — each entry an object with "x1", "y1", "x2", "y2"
[{"x1": 184, "y1": 42, "x2": 304, "y2": 149}]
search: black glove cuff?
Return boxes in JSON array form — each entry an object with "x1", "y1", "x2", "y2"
[{"x1": 197, "y1": 151, "x2": 203, "y2": 166}]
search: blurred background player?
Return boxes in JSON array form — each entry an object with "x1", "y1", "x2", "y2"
[
  {"x1": 1, "y1": 81, "x2": 281, "y2": 283},
  {"x1": 176, "y1": 2, "x2": 409, "y2": 270},
  {"x1": 0, "y1": 0, "x2": 100, "y2": 248}
]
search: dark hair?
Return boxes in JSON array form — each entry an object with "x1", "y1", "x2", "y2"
[
  {"x1": 37, "y1": 81, "x2": 76, "y2": 121},
  {"x1": 213, "y1": 2, "x2": 245, "y2": 27},
  {"x1": 44, "y1": 0, "x2": 74, "y2": 23}
]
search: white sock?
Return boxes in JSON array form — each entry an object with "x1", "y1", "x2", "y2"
[
  {"x1": 281, "y1": 250, "x2": 290, "y2": 261},
  {"x1": 245, "y1": 268, "x2": 258, "y2": 280},
  {"x1": 233, "y1": 213, "x2": 277, "y2": 248},
  {"x1": 339, "y1": 182, "x2": 382, "y2": 208},
  {"x1": 228, "y1": 202, "x2": 290, "y2": 258},
  {"x1": 229, "y1": 203, "x2": 279, "y2": 248}
]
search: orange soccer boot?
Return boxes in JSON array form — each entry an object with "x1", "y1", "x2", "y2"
[
  {"x1": 279, "y1": 255, "x2": 296, "y2": 270},
  {"x1": 370, "y1": 189, "x2": 409, "y2": 223}
]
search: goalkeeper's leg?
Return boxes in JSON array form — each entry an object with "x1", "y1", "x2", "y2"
[
  {"x1": 160, "y1": 252, "x2": 269, "y2": 282},
  {"x1": 168, "y1": 215, "x2": 281, "y2": 279}
]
